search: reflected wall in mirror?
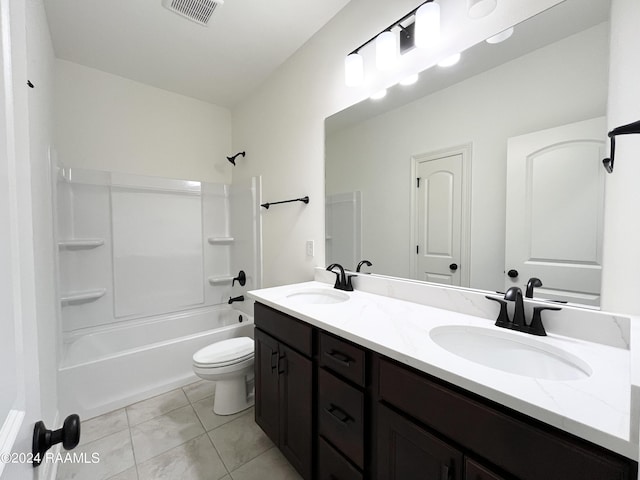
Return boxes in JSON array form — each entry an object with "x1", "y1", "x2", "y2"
[{"x1": 325, "y1": 0, "x2": 610, "y2": 307}]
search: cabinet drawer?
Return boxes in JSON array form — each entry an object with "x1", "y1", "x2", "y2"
[
  {"x1": 465, "y1": 458, "x2": 505, "y2": 480},
  {"x1": 319, "y1": 332, "x2": 366, "y2": 387},
  {"x1": 318, "y1": 437, "x2": 363, "y2": 480},
  {"x1": 378, "y1": 357, "x2": 635, "y2": 480},
  {"x1": 318, "y1": 368, "x2": 364, "y2": 469},
  {"x1": 254, "y1": 302, "x2": 312, "y2": 357}
]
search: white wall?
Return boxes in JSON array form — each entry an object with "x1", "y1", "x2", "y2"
[
  {"x1": 326, "y1": 25, "x2": 608, "y2": 291},
  {"x1": 231, "y1": 0, "x2": 562, "y2": 288},
  {"x1": 54, "y1": 59, "x2": 233, "y2": 183},
  {"x1": 601, "y1": 0, "x2": 640, "y2": 314}
]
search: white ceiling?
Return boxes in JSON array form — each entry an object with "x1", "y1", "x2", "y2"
[{"x1": 43, "y1": 0, "x2": 351, "y2": 107}]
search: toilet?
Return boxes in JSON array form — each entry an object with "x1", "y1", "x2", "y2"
[{"x1": 192, "y1": 336, "x2": 255, "y2": 415}]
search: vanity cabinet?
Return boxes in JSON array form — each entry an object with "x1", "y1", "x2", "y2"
[
  {"x1": 254, "y1": 303, "x2": 313, "y2": 479},
  {"x1": 375, "y1": 356, "x2": 636, "y2": 480},
  {"x1": 253, "y1": 302, "x2": 637, "y2": 480}
]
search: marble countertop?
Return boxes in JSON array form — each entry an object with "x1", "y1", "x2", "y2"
[{"x1": 248, "y1": 280, "x2": 639, "y2": 460}]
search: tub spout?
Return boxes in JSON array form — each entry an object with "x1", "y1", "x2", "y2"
[{"x1": 228, "y1": 295, "x2": 244, "y2": 304}]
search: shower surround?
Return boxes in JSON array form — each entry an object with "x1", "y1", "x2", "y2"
[{"x1": 54, "y1": 166, "x2": 261, "y2": 419}]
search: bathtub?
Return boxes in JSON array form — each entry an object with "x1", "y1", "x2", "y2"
[{"x1": 58, "y1": 305, "x2": 254, "y2": 420}]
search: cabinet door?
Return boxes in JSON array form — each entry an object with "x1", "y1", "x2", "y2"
[
  {"x1": 279, "y1": 342, "x2": 313, "y2": 480},
  {"x1": 377, "y1": 404, "x2": 463, "y2": 480},
  {"x1": 254, "y1": 328, "x2": 280, "y2": 444}
]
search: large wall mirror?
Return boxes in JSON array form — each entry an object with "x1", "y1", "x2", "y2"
[{"x1": 325, "y1": 0, "x2": 610, "y2": 307}]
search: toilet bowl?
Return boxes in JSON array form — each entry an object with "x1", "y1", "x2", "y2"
[{"x1": 192, "y1": 336, "x2": 255, "y2": 415}]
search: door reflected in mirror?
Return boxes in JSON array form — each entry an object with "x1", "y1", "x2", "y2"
[{"x1": 325, "y1": 0, "x2": 610, "y2": 307}]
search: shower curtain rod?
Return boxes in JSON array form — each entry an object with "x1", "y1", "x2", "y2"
[{"x1": 261, "y1": 196, "x2": 309, "y2": 209}]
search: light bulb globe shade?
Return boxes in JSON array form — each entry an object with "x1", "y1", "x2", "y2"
[
  {"x1": 370, "y1": 89, "x2": 387, "y2": 100},
  {"x1": 345, "y1": 53, "x2": 364, "y2": 87},
  {"x1": 415, "y1": 2, "x2": 440, "y2": 48},
  {"x1": 486, "y1": 27, "x2": 514, "y2": 44},
  {"x1": 400, "y1": 74, "x2": 419, "y2": 86},
  {"x1": 438, "y1": 52, "x2": 461, "y2": 67},
  {"x1": 375, "y1": 31, "x2": 397, "y2": 70},
  {"x1": 468, "y1": 0, "x2": 497, "y2": 19}
]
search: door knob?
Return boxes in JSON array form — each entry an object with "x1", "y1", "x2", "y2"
[
  {"x1": 449, "y1": 263, "x2": 458, "y2": 271},
  {"x1": 507, "y1": 269, "x2": 519, "y2": 278},
  {"x1": 32, "y1": 414, "x2": 81, "y2": 466}
]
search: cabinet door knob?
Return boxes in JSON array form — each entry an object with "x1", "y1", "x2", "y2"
[
  {"x1": 449, "y1": 263, "x2": 458, "y2": 271},
  {"x1": 507, "y1": 269, "x2": 519, "y2": 278}
]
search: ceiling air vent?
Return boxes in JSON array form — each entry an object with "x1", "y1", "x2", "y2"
[{"x1": 162, "y1": 0, "x2": 223, "y2": 26}]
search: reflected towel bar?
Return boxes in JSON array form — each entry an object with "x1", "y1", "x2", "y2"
[{"x1": 261, "y1": 196, "x2": 309, "y2": 209}]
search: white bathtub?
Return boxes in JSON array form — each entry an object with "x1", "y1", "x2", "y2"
[{"x1": 58, "y1": 305, "x2": 254, "y2": 420}]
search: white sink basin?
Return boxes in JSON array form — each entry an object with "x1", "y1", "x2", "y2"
[
  {"x1": 286, "y1": 288, "x2": 349, "y2": 304},
  {"x1": 429, "y1": 325, "x2": 592, "y2": 381}
]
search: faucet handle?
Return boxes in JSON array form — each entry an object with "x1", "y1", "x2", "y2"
[
  {"x1": 345, "y1": 274, "x2": 355, "y2": 292},
  {"x1": 485, "y1": 296, "x2": 510, "y2": 327},
  {"x1": 529, "y1": 306, "x2": 561, "y2": 336}
]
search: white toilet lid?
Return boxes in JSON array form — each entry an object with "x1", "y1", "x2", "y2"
[{"x1": 193, "y1": 337, "x2": 254, "y2": 367}]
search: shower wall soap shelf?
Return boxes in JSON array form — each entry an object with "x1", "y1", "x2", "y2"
[
  {"x1": 58, "y1": 238, "x2": 105, "y2": 250},
  {"x1": 208, "y1": 236, "x2": 235, "y2": 244},
  {"x1": 61, "y1": 288, "x2": 106, "y2": 306}
]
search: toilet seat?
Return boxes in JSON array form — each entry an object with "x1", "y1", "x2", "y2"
[{"x1": 193, "y1": 337, "x2": 254, "y2": 368}]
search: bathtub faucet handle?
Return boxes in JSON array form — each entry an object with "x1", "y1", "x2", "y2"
[
  {"x1": 232, "y1": 270, "x2": 246, "y2": 287},
  {"x1": 228, "y1": 295, "x2": 244, "y2": 304}
]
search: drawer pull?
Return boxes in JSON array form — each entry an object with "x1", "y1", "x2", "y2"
[
  {"x1": 325, "y1": 349, "x2": 352, "y2": 367},
  {"x1": 325, "y1": 404, "x2": 353, "y2": 424}
]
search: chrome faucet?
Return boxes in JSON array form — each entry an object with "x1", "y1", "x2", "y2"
[
  {"x1": 326, "y1": 264, "x2": 354, "y2": 291},
  {"x1": 356, "y1": 260, "x2": 373, "y2": 273},
  {"x1": 525, "y1": 277, "x2": 542, "y2": 298}
]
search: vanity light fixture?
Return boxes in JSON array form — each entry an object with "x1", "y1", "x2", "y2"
[
  {"x1": 400, "y1": 74, "x2": 420, "y2": 86},
  {"x1": 345, "y1": 53, "x2": 364, "y2": 86},
  {"x1": 376, "y1": 31, "x2": 398, "y2": 70},
  {"x1": 370, "y1": 89, "x2": 387, "y2": 100},
  {"x1": 486, "y1": 27, "x2": 514, "y2": 44},
  {"x1": 468, "y1": 0, "x2": 497, "y2": 19},
  {"x1": 602, "y1": 119, "x2": 640, "y2": 173},
  {"x1": 438, "y1": 52, "x2": 461, "y2": 67},
  {"x1": 415, "y1": 2, "x2": 441, "y2": 48},
  {"x1": 344, "y1": 1, "x2": 440, "y2": 86}
]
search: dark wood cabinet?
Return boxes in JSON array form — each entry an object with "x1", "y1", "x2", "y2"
[
  {"x1": 318, "y1": 367, "x2": 365, "y2": 469},
  {"x1": 376, "y1": 356, "x2": 636, "y2": 480},
  {"x1": 254, "y1": 328, "x2": 280, "y2": 442},
  {"x1": 318, "y1": 437, "x2": 363, "y2": 480},
  {"x1": 254, "y1": 302, "x2": 638, "y2": 480},
  {"x1": 254, "y1": 305, "x2": 313, "y2": 480},
  {"x1": 377, "y1": 402, "x2": 463, "y2": 480},
  {"x1": 464, "y1": 458, "x2": 505, "y2": 480}
]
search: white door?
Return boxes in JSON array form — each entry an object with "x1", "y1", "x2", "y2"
[
  {"x1": 505, "y1": 117, "x2": 606, "y2": 305},
  {"x1": 1, "y1": 0, "x2": 43, "y2": 477},
  {"x1": 414, "y1": 152, "x2": 466, "y2": 286}
]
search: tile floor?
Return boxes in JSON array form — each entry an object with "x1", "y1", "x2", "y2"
[{"x1": 56, "y1": 381, "x2": 302, "y2": 480}]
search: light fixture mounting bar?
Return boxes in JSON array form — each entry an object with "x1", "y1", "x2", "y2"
[{"x1": 348, "y1": 0, "x2": 435, "y2": 55}]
